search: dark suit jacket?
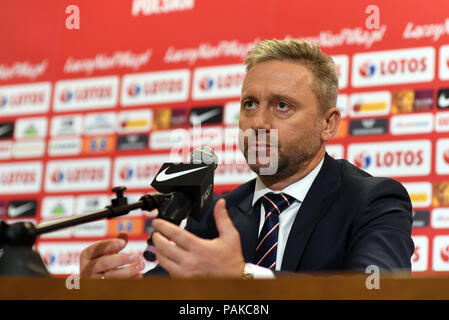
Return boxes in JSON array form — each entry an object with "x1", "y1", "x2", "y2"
[{"x1": 146, "y1": 153, "x2": 414, "y2": 276}]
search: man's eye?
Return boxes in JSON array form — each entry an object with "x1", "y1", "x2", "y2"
[
  {"x1": 243, "y1": 101, "x2": 257, "y2": 109},
  {"x1": 277, "y1": 102, "x2": 289, "y2": 111}
]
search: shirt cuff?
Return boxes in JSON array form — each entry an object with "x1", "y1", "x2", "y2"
[{"x1": 246, "y1": 263, "x2": 276, "y2": 279}]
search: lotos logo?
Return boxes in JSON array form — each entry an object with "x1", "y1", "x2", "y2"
[
  {"x1": 359, "y1": 62, "x2": 376, "y2": 78},
  {"x1": 440, "y1": 245, "x2": 449, "y2": 263},
  {"x1": 352, "y1": 47, "x2": 435, "y2": 87},
  {"x1": 59, "y1": 90, "x2": 73, "y2": 102},
  {"x1": 348, "y1": 140, "x2": 431, "y2": 177},
  {"x1": 444, "y1": 149, "x2": 449, "y2": 165},
  {"x1": 353, "y1": 152, "x2": 372, "y2": 169},
  {"x1": 120, "y1": 166, "x2": 134, "y2": 180},
  {"x1": 199, "y1": 76, "x2": 214, "y2": 91},
  {"x1": 51, "y1": 170, "x2": 65, "y2": 183},
  {"x1": 0, "y1": 95, "x2": 7, "y2": 107},
  {"x1": 412, "y1": 246, "x2": 420, "y2": 263},
  {"x1": 127, "y1": 83, "x2": 141, "y2": 97},
  {"x1": 43, "y1": 252, "x2": 56, "y2": 266}
]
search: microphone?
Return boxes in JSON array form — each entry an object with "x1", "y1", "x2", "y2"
[{"x1": 143, "y1": 146, "x2": 218, "y2": 262}]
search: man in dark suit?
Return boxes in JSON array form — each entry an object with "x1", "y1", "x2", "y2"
[{"x1": 79, "y1": 39, "x2": 414, "y2": 279}]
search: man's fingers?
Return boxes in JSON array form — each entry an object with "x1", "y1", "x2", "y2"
[
  {"x1": 213, "y1": 199, "x2": 236, "y2": 239},
  {"x1": 151, "y1": 219, "x2": 197, "y2": 250},
  {"x1": 155, "y1": 249, "x2": 183, "y2": 277},
  {"x1": 116, "y1": 232, "x2": 128, "y2": 243},
  {"x1": 152, "y1": 231, "x2": 186, "y2": 263},
  {"x1": 90, "y1": 252, "x2": 142, "y2": 275},
  {"x1": 100, "y1": 260, "x2": 146, "y2": 279},
  {"x1": 80, "y1": 238, "x2": 126, "y2": 261}
]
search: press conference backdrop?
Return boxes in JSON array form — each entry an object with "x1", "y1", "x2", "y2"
[{"x1": 1, "y1": 0, "x2": 449, "y2": 275}]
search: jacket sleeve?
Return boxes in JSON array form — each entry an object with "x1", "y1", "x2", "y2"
[{"x1": 343, "y1": 178, "x2": 415, "y2": 273}]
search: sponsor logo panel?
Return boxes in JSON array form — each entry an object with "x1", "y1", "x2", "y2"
[
  {"x1": 82, "y1": 136, "x2": 116, "y2": 154},
  {"x1": 411, "y1": 236, "x2": 428, "y2": 272},
  {"x1": 150, "y1": 129, "x2": 188, "y2": 150},
  {"x1": 50, "y1": 114, "x2": 83, "y2": 137},
  {"x1": 437, "y1": 88, "x2": 449, "y2": 110},
  {"x1": 73, "y1": 220, "x2": 108, "y2": 238},
  {"x1": 84, "y1": 112, "x2": 116, "y2": 136},
  {"x1": 0, "y1": 122, "x2": 14, "y2": 139},
  {"x1": 349, "y1": 118, "x2": 388, "y2": 136},
  {"x1": 117, "y1": 109, "x2": 152, "y2": 133},
  {"x1": 390, "y1": 113, "x2": 433, "y2": 135},
  {"x1": 14, "y1": 117, "x2": 47, "y2": 139},
  {"x1": 432, "y1": 236, "x2": 449, "y2": 271},
  {"x1": 189, "y1": 106, "x2": 223, "y2": 126},
  {"x1": 433, "y1": 181, "x2": 449, "y2": 206},
  {"x1": 352, "y1": 47, "x2": 435, "y2": 87},
  {"x1": 75, "y1": 194, "x2": 109, "y2": 214},
  {"x1": 48, "y1": 138, "x2": 82, "y2": 156},
  {"x1": 192, "y1": 64, "x2": 246, "y2": 100},
  {"x1": 402, "y1": 182, "x2": 432, "y2": 208},
  {"x1": 13, "y1": 140, "x2": 46, "y2": 158},
  {"x1": 121, "y1": 69, "x2": 190, "y2": 106},
  {"x1": 45, "y1": 158, "x2": 111, "y2": 192},
  {"x1": 349, "y1": 91, "x2": 391, "y2": 118},
  {"x1": 413, "y1": 210, "x2": 429, "y2": 228},
  {"x1": 117, "y1": 134, "x2": 148, "y2": 151},
  {"x1": 0, "y1": 162, "x2": 42, "y2": 194},
  {"x1": 40, "y1": 196, "x2": 74, "y2": 238},
  {"x1": 436, "y1": 112, "x2": 449, "y2": 132},
  {"x1": 41, "y1": 196, "x2": 75, "y2": 219},
  {"x1": 7, "y1": 200, "x2": 37, "y2": 218},
  {"x1": 224, "y1": 101, "x2": 240, "y2": 125},
  {"x1": 108, "y1": 217, "x2": 143, "y2": 236},
  {"x1": 432, "y1": 208, "x2": 449, "y2": 229},
  {"x1": 347, "y1": 140, "x2": 431, "y2": 177},
  {"x1": 436, "y1": 139, "x2": 449, "y2": 175},
  {"x1": 439, "y1": 45, "x2": 449, "y2": 81},
  {"x1": 0, "y1": 82, "x2": 51, "y2": 116},
  {"x1": 152, "y1": 108, "x2": 187, "y2": 130},
  {"x1": 392, "y1": 89, "x2": 433, "y2": 114},
  {"x1": 53, "y1": 76, "x2": 119, "y2": 111},
  {"x1": 0, "y1": 141, "x2": 12, "y2": 159}
]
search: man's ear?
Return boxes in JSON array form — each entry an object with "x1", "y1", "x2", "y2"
[{"x1": 321, "y1": 107, "x2": 341, "y2": 142}]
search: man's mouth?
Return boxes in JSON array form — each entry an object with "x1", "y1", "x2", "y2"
[{"x1": 248, "y1": 144, "x2": 270, "y2": 152}]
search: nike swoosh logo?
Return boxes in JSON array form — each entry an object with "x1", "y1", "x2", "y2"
[
  {"x1": 0, "y1": 124, "x2": 12, "y2": 137},
  {"x1": 439, "y1": 94, "x2": 449, "y2": 108},
  {"x1": 8, "y1": 202, "x2": 35, "y2": 218},
  {"x1": 155, "y1": 166, "x2": 208, "y2": 182},
  {"x1": 190, "y1": 109, "x2": 221, "y2": 124}
]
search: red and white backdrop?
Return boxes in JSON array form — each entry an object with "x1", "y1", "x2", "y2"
[{"x1": 1, "y1": 0, "x2": 449, "y2": 275}]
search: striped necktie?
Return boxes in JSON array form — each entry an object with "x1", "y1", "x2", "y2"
[{"x1": 254, "y1": 192, "x2": 296, "y2": 270}]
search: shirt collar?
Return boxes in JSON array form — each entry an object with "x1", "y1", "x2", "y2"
[{"x1": 252, "y1": 156, "x2": 325, "y2": 206}]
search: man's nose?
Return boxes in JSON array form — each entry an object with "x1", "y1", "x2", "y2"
[{"x1": 250, "y1": 106, "x2": 271, "y2": 131}]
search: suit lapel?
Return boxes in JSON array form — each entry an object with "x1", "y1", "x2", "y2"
[
  {"x1": 281, "y1": 154, "x2": 342, "y2": 271},
  {"x1": 225, "y1": 179, "x2": 260, "y2": 263}
]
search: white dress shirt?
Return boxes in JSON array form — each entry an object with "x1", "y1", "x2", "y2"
[{"x1": 247, "y1": 157, "x2": 324, "y2": 278}]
